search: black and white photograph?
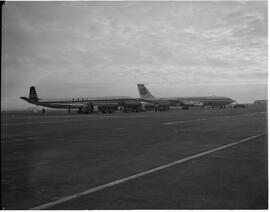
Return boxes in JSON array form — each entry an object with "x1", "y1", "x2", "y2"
[{"x1": 1, "y1": 1, "x2": 268, "y2": 209}]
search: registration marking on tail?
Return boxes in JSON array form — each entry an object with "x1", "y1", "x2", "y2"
[{"x1": 30, "y1": 133, "x2": 266, "y2": 210}]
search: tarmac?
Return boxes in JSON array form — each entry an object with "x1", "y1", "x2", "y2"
[{"x1": 1, "y1": 105, "x2": 268, "y2": 209}]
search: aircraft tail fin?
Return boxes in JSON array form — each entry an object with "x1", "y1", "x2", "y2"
[
  {"x1": 29, "y1": 86, "x2": 39, "y2": 100},
  {"x1": 137, "y1": 84, "x2": 154, "y2": 99}
]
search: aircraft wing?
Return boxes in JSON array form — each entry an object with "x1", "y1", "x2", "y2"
[{"x1": 47, "y1": 103, "x2": 86, "y2": 109}]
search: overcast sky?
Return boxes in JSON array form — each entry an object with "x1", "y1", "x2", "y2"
[{"x1": 2, "y1": 1, "x2": 267, "y2": 110}]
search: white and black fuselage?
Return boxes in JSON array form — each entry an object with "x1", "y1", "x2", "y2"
[
  {"x1": 137, "y1": 84, "x2": 234, "y2": 108},
  {"x1": 20, "y1": 86, "x2": 141, "y2": 113}
]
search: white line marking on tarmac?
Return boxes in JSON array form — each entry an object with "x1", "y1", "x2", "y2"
[
  {"x1": 252, "y1": 111, "x2": 266, "y2": 115},
  {"x1": 163, "y1": 121, "x2": 185, "y2": 125},
  {"x1": 222, "y1": 112, "x2": 266, "y2": 119},
  {"x1": 1, "y1": 137, "x2": 41, "y2": 144},
  {"x1": 162, "y1": 111, "x2": 266, "y2": 125},
  {"x1": 115, "y1": 127, "x2": 125, "y2": 130},
  {"x1": 162, "y1": 118, "x2": 207, "y2": 125},
  {"x1": 30, "y1": 133, "x2": 266, "y2": 210}
]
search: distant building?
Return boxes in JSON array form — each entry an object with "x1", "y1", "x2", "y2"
[{"x1": 254, "y1": 100, "x2": 267, "y2": 104}]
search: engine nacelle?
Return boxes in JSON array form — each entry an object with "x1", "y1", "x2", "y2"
[
  {"x1": 182, "y1": 101, "x2": 203, "y2": 107},
  {"x1": 119, "y1": 100, "x2": 142, "y2": 112},
  {"x1": 192, "y1": 102, "x2": 204, "y2": 107},
  {"x1": 122, "y1": 100, "x2": 142, "y2": 107},
  {"x1": 141, "y1": 102, "x2": 155, "y2": 111},
  {"x1": 96, "y1": 102, "x2": 119, "y2": 113},
  {"x1": 79, "y1": 102, "x2": 120, "y2": 114},
  {"x1": 80, "y1": 103, "x2": 94, "y2": 114}
]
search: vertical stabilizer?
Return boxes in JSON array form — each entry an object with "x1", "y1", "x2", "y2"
[
  {"x1": 29, "y1": 86, "x2": 39, "y2": 100},
  {"x1": 137, "y1": 84, "x2": 155, "y2": 99}
]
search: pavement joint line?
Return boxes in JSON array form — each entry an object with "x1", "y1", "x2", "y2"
[
  {"x1": 30, "y1": 132, "x2": 266, "y2": 210},
  {"x1": 1, "y1": 115, "x2": 117, "y2": 119},
  {"x1": 2, "y1": 115, "x2": 154, "y2": 127},
  {"x1": 2, "y1": 119, "x2": 115, "y2": 126},
  {"x1": 3, "y1": 111, "x2": 266, "y2": 127}
]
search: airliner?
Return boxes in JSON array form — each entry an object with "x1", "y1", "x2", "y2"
[
  {"x1": 20, "y1": 86, "x2": 141, "y2": 113},
  {"x1": 137, "y1": 84, "x2": 234, "y2": 109}
]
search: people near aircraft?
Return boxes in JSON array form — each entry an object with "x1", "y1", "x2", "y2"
[{"x1": 155, "y1": 104, "x2": 158, "y2": 112}]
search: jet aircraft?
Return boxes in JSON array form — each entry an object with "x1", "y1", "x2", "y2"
[
  {"x1": 21, "y1": 86, "x2": 141, "y2": 113},
  {"x1": 137, "y1": 84, "x2": 234, "y2": 109}
]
